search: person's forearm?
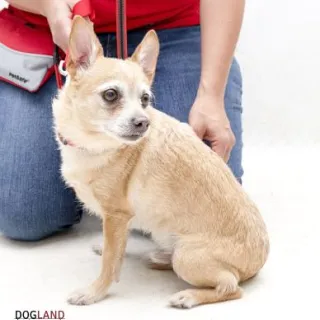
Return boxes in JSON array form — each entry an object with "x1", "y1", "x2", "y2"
[
  {"x1": 5, "y1": 0, "x2": 79, "y2": 16},
  {"x1": 5, "y1": 0, "x2": 48, "y2": 15},
  {"x1": 199, "y1": 0, "x2": 245, "y2": 99}
]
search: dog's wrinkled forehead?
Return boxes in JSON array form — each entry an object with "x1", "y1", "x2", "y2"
[{"x1": 82, "y1": 58, "x2": 149, "y2": 92}]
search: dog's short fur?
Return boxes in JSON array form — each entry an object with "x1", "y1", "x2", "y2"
[{"x1": 52, "y1": 16, "x2": 269, "y2": 308}]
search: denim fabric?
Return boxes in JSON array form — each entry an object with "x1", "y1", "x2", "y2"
[{"x1": 0, "y1": 26, "x2": 243, "y2": 241}]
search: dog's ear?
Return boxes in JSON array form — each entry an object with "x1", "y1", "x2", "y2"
[
  {"x1": 67, "y1": 15, "x2": 103, "y2": 78},
  {"x1": 131, "y1": 30, "x2": 160, "y2": 84}
]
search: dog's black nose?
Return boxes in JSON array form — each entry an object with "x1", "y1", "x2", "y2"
[{"x1": 131, "y1": 116, "x2": 150, "y2": 133}]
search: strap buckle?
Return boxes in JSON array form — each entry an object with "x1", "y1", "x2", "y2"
[{"x1": 58, "y1": 60, "x2": 68, "y2": 77}]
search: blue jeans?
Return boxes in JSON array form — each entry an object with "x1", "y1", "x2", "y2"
[{"x1": 0, "y1": 26, "x2": 243, "y2": 241}]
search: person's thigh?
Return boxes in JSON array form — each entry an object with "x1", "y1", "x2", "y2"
[
  {"x1": 127, "y1": 26, "x2": 244, "y2": 181},
  {"x1": 0, "y1": 77, "x2": 81, "y2": 241}
]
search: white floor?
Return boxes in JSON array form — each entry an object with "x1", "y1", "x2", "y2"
[{"x1": 1, "y1": 0, "x2": 320, "y2": 319}]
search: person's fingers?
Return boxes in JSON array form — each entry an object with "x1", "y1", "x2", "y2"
[
  {"x1": 225, "y1": 147, "x2": 232, "y2": 163},
  {"x1": 50, "y1": 18, "x2": 72, "y2": 52},
  {"x1": 192, "y1": 125, "x2": 206, "y2": 140},
  {"x1": 61, "y1": 22, "x2": 72, "y2": 52},
  {"x1": 211, "y1": 142, "x2": 227, "y2": 161},
  {"x1": 46, "y1": 1, "x2": 73, "y2": 52},
  {"x1": 225, "y1": 133, "x2": 236, "y2": 162},
  {"x1": 189, "y1": 113, "x2": 206, "y2": 140},
  {"x1": 211, "y1": 131, "x2": 236, "y2": 162}
]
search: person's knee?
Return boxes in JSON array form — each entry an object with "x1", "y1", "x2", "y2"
[
  {"x1": 0, "y1": 189, "x2": 81, "y2": 241},
  {"x1": 0, "y1": 79, "x2": 82, "y2": 241},
  {"x1": 0, "y1": 137, "x2": 81, "y2": 241},
  {"x1": 0, "y1": 202, "x2": 81, "y2": 242},
  {"x1": 0, "y1": 213, "x2": 56, "y2": 242}
]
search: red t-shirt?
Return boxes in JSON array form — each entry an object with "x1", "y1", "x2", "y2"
[{"x1": 9, "y1": 0, "x2": 200, "y2": 33}]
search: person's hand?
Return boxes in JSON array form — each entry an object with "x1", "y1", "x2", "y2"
[
  {"x1": 189, "y1": 90, "x2": 236, "y2": 163},
  {"x1": 40, "y1": 0, "x2": 80, "y2": 52}
]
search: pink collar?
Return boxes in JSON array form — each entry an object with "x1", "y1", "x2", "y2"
[{"x1": 58, "y1": 133, "x2": 76, "y2": 147}]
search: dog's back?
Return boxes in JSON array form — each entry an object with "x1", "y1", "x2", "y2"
[{"x1": 128, "y1": 107, "x2": 269, "y2": 277}]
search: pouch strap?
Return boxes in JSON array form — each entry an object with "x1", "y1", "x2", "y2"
[{"x1": 116, "y1": 0, "x2": 128, "y2": 60}]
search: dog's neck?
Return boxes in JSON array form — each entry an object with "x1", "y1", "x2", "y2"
[
  {"x1": 58, "y1": 132, "x2": 77, "y2": 148},
  {"x1": 57, "y1": 130, "x2": 147, "y2": 160}
]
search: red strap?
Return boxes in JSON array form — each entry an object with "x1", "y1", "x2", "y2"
[
  {"x1": 116, "y1": 0, "x2": 128, "y2": 59},
  {"x1": 54, "y1": 64, "x2": 63, "y2": 89}
]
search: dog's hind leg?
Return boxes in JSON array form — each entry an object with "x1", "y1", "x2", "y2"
[
  {"x1": 169, "y1": 238, "x2": 243, "y2": 308},
  {"x1": 169, "y1": 272, "x2": 242, "y2": 308},
  {"x1": 147, "y1": 249, "x2": 172, "y2": 270}
]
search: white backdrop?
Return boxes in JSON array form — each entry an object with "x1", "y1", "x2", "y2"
[{"x1": 236, "y1": 0, "x2": 320, "y2": 146}]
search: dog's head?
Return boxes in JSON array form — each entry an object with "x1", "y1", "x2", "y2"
[{"x1": 53, "y1": 16, "x2": 159, "y2": 149}]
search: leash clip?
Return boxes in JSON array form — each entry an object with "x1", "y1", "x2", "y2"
[{"x1": 58, "y1": 60, "x2": 68, "y2": 77}]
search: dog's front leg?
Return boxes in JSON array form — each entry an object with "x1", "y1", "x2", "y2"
[{"x1": 67, "y1": 211, "x2": 131, "y2": 306}]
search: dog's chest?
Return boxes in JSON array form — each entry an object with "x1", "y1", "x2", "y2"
[
  {"x1": 128, "y1": 180, "x2": 169, "y2": 230},
  {"x1": 61, "y1": 151, "x2": 119, "y2": 216},
  {"x1": 64, "y1": 169, "x2": 104, "y2": 216},
  {"x1": 128, "y1": 184, "x2": 177, "y2": 251}
]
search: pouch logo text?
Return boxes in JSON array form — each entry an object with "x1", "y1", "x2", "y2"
[{"x1": 9, "y1": 72, "x2": 29, "y2": 83}]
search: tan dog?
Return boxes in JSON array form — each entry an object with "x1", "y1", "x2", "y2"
[{"x1": 52, "y1": 16, "x2": 269, "y2": 308}]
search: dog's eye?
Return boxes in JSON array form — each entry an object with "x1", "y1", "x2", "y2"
[
  {"x1": 103, "y1": 89, "x2": 118, "y2": 102},
  {"x1": 141, "y1": 93, "x2": 150, "y2": 107}
]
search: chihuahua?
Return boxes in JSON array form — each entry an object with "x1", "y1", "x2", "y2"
[{"x1": 52, "y1": 16, "x2": 269, "y2": 308}]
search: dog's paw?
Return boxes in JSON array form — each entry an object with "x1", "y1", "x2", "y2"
[
  {"x1": 92, "y1": 244, "x2": 102, "y2": 256},
  {"x1": 67, "y1": 288, "x2": 106, "y2": 306},
  {"x1": 169, "y1": 290, "x2": 197, "y2": 309}
]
